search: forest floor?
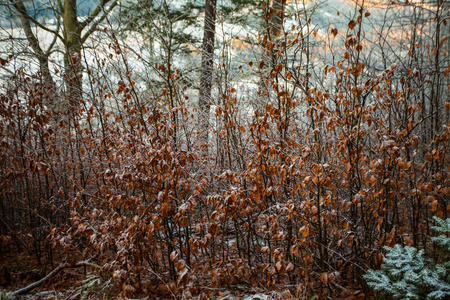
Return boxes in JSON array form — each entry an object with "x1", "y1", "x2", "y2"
[{"x1": 1, "y1": 245, "x2": 368, "y2": 299}]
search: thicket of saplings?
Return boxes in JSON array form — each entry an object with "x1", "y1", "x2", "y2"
[{"x1": 0, "y1": 8, "x2": 449, "y2": 299}]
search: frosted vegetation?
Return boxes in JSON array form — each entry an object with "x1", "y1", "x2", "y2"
[
  {"x1": 364, "y1": 217, "x2": 450, "y2": 299},
  {"x1": 0, "y1": 0, "x2": 449, "y2": 298}
]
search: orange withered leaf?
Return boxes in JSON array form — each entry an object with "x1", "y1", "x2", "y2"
[
  {"x1": 285, "y1": 71, "x2": 292, "y2": 80},
  {"x1": 348, "y1": 20, "x2": 356, "y2": 30},
  {"x1": 331, "y1": 28, "x2": 338, "y2": 37}
]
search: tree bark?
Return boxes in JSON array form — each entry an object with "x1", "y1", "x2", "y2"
[
  {"x1": 63, "y1": 0, "x2": 83, "y2": 107},
  {"x1": 198, "y1": 0, "x2": 217, "y2": 152}
]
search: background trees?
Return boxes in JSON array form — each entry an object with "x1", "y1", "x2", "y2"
[
  {"x1": 1, "y1": 0, "x2": 118, "y2": 103},
  {"x1": 0, "y1": 0, "x2": 449, "y2": 298}
]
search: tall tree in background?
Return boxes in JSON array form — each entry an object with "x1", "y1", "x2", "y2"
[
  {"x1": 5, "y1": 0, "x2": 118, "y2": 104},
  {"x1": 198, "y1": 0, "x2": 216, "y2": 152},
  {"x1": 7, "y1": 0, "x2": 56, "y2": 85},
  {"x1": 60, "y1": 0, "x2": 118, "y2": 104}
]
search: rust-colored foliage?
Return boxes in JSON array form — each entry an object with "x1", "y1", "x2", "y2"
[{"x1": 0, "y1": 3, "x2": 449, "y2": 299}]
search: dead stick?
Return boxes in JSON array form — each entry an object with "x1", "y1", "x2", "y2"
[{"x1": 11, "y1": 261, "x2": 99, "y2": 296}]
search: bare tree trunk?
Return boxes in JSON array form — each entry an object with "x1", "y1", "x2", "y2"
[
  {"x1": 11, "y1": 0, "x2": 55, "y2": 86},
  {"x1": 63, "y1": 0, "x2": 83, "y2": 108},
  {"x1": 10, "y1": 0, "x2": 117, "y2": 109},
  {"x1": 198, "y1": 0, "x2": 217, "y2": 153}
]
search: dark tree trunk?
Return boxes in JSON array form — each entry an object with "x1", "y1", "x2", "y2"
[{"x1": 199, "y1": 0, "x2": 217, "y2": 152}]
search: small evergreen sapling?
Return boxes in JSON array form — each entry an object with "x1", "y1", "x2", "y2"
[{"x1": 364, "y1": 217, "x2": 450, "y2": 299}]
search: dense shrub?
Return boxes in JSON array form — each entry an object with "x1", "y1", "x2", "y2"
[{"x1": 0, "y1": 2, "x2": 449, "y2": 298}]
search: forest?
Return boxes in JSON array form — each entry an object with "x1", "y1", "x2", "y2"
[{"x1": 0, "y1": 0, "x2": 449, "y2": 299}]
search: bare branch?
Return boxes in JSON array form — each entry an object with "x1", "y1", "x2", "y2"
[
  {"x1": 10, "y1": 261, "x2": 101, "y2": 297},
  {"x1": 80, "y1": 0, "x2": 114, "y2": 30},
  {"x1": 81, "y1": 0, "x2": 118, "y2": 44},
  {"x1": 9, "y1": 0, "x2": 63, "y2": 41}
]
